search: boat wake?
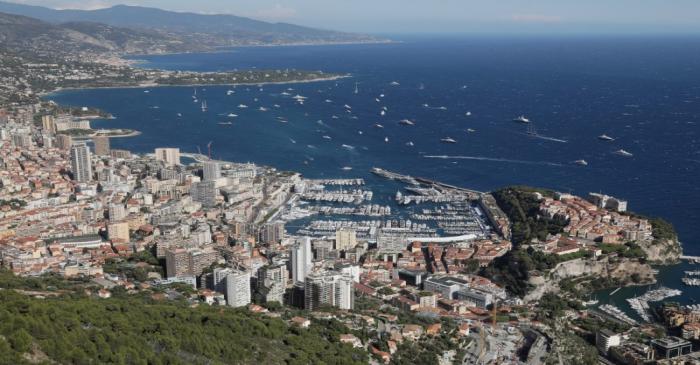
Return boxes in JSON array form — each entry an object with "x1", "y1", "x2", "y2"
[{"x1": 424, "y1": 155, "x2": 563, "y2": 167}]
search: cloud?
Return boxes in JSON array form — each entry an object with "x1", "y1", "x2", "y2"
[
  {"x1": 8, "y1": 0, "x2": 124, "y2": 10},
  {"x1": 509, "y1": 14, "x2": 563, "y2": 23},
  {"x1": 251, "y1": 4, "x2": 297, "y2": 21}
]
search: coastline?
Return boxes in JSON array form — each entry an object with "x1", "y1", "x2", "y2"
[{"x1": 41, "y1": 74, "x2": 350, "y2": 99}]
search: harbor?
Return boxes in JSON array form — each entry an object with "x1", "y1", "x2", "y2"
[{"x1": 626, "y1": 287, "x2": 682, "y2": 322}]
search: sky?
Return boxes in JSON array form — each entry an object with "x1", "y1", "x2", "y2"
[{"x1": 7, "y1": 0, "x2": 700, "y2": 34}]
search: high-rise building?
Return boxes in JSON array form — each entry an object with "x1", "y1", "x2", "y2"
[
  {"x1": 291, "y1": 237, "x2": 312, "y2": 284},
  {"x1": 202, "y1": 161, "x2": 221, "y2": 181},
  {"x1": 213, "y1": 267, "x2": 234, "y2": 292},
  {"x1": 335, "y1": 228, "x2": 357, "y2": 251},
  {"x1": 155, "y1": 147, "x2": 180, "y2": 166},
  {"x1": 93, "y1": 136, "x2": 110, "y2": 156},
  {"x1": 108, "y1": 203, "x2": 127, "y2": 222},
  {"x1": 257, "y1": 264, "x2": 288, "y2": 304},
  {"x1": 11, "y1": 133, "x2": 32, "y2": 148},
  {"x1": 107, "y1": 222, "x2": 130, "y2": 242},
  {"x1": 259, "y1": 222, "x2": 285, "y2": 244},
  {"x1": 304, "y1": 271, "x2": 354, "y2": 311},
  {"x1": 41, "y1": 115, "x2": 55, "y2": 134},
  {"x1": 226, "y1": 270, "x2": 251, "y2": 308},
  {"x1": 165, "y1": 248, "x2": 189, "y2": 278},
  {"x1": 190, "y1": 181, "x2": 218, "y2": 207},
  {"x1": 70, "y1": 142, "x2": 93, "y2": 182},
  {"x1": 56, "y1": 134, "x2": 72, "y2": 150}
]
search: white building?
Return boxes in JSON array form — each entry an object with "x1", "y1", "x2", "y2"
[
  {"x1": 70, "y1": 142, "x2": 93, "y2": 182},
  {"x1": 155, "y1": 147, "x2": 180, "y2": 166},
  {"x1": 226, "y1": 270, "x2": 251, "y2": 308},
  {"x1": 304, "y1": 271, "x2": 354, "y2": 311},
  {"x1": 291, "y1": 237, "x2": 312, "y2": 284},
  {"x1": 203, "y1": 161, "x2": 221, "y2": 181}
]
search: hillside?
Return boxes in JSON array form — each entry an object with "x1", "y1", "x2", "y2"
[
  {"x1": 0, "y1": 1, "x2": 383, "y2": 46},
  {"x1": 0, "y1": 12, "x2": 206, "y2": 58},
  {"x1": 0, "y1": 271, "x2": 367, "y2": 365}
]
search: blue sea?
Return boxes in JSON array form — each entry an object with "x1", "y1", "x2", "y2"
[{"x1": 48, "y1": 36, "x2": 700, "y2": 309}]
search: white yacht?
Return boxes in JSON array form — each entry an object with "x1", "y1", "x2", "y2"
[
  {"x1": 399, "y1": 119, "x2": 415, "y2": 126},
  {"x1": 514, "y1": 115, "x2": 530, "y2": 123},
  {"x1": 598, "y1": 134, "x2": 615, "y2": 141},
  {"x1": 573, "y1": 159, "x2": 588, "y2": 166},
  {"x1": 441, "y1": 137, "x2": 457, "y2": 143},
  {"x1": 238, "y1": 104, "x2": 248, "y2": 109},
  {"x1": 614, "y1": 149, "x2": 633, "y2": 157}
]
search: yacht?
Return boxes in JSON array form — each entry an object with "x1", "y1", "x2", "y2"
[
  {"x1": 375, "y1": 98, "x2": 381, "y2": 102},
  {"x1": 441, "y1": 137, "x2": 457, "y2": 143},
  {"x1": 384, "y1": 137, "x2": 389, "y2": 143},
  {"x1": 322, "y1": 135, "x2": 332, "y2": 140},
  {"x1": 201, "y1": 101, "x2": 208, "y2": 112},
  {"x1": 227, "y1": 113, "x2": 238, "y2": 118},
  {"x1": 176, "y1": 113, "x2": 182, "y2": 117},
  {"x1": 331, "y1": 115, "x2": 339, "y2": 119},
  {"x1": 218, "y1": 121, "x2": 233, "y2": 126},
  {"x1": 437, "y1": 106, "x2": 447, "y2": 110},
  {"x1": 143, "y1": 90, "x2": 150, "y2": 93},
  {"x1": 226, "y1": 90, "x2": 235, "y2": 95},
  {"x1": 465, "y1": 111, "x2": 472, "y2": 116},
  {"x1": 422, "y1": 103, "x2": 429, "y2": 108},
  {"x1": 380, "y1": 110, "x2": 386, "y2": 116},
  {"x1": 358, "y1": 131, "x2": 363, "y2": 135},
  {"x1": 281, "y1": 92, "x2": 291, "y2": 96},
  {"x1": 325, "y1": 99, "x2": 333, "y2": 103},
  {"x1": 573, "y1": 159, "x2": 588, "y2": 166},
  {"x1": 406, "y1": 141, "x2": 415, "y2": 147},
  {"x1": 342, "y1": 144, "x2": 354, "y2": 150},
  {"x1": 374, "y1": 124, "x2": 384, "y2": 128},
  {"x1": 238, "y1": 104, "x2": 248, "y2": 109},
  {"x1": 379, "y1": 94, "x2": 385, "y2": 98},
  {"x1": 467, "y1": 128, "x2": 476, "y2": 133},
  {"x1": 344, "y1": 104, "x2": 352, "y2": 109},
  {"x1": 390, "y1": 81, "x2": 400, "y2": 86},
  {"x1": 258, "y1": 107, "x2": 268, "y2": 112},
  {"x1": 598, "y1": 134, "x2": 615, "y2": 141},
  {"x1": 514, "y1": 115, "x2": 530, "y2": 123},
  {"x1": 342, "y1": 166, "x2": 353, "y2": 171},
  {"x1": 614, "y1": 149, "x2": 634, "y2": 157},
  {"x1": 399, "y1": 119, "x2": 415, "y2": 126}
]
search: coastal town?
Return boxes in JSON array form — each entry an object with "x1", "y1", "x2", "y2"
[{"x1": 0, "y1": 99, "x2": 696, "y2": 364}]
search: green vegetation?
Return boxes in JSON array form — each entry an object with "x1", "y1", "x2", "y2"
[
  {"x1": 649, "y1": 217, "x2": 678, "y2": 244},
  {"x1": 0, "y1": 270, "x2": 367, "y2": 365},
  {"x1": 0, "y1": 199, "x2": 27, "y2": 210},
  {"x1": 599, "y1": 242, "x2": 647, "y2": 260},
  {"x1": 482, "y1": 247, "x2": 562, "y2": 297},
  {"x1": 492, "y1": 186, "x2": 568, "y2": 246},
  {"x1": 58, "y1": 128, "x2": 94, "y2": 136}
]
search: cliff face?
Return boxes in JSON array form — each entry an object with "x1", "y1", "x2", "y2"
[
  {"x1": 638, "y1": 238, "x2": 682, "y2": 265},
  {"x1": 524, "y1": 257, "x2": 655, "y2": 303}
]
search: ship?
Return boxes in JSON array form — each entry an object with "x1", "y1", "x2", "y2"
[
  {"x1": 441, "y1": 137, "x2": 457, "y2": 143},
  {"x1": 374, "y1": 124, "x2": 384, "y2": 128},
  {"x1": 514, "y1": 115, "x2": 530, "y2": 123},
  {"x1": 227, "y1": 113, "x2": 238, "y2": 118},
  {"x1": 390, "y1": 81, "x2": 400, "y2": 86},
  {"x1": 466, "y1": 128, "x2": 476, "y2": 133},
  {"x1": 201, "y1": 101, "x2": 208, "y2": 112},
  {"x1": 573, "y1": 159, "x2": 588, "y2": 166},
  {"x1": 406, "y1": 141, "x2": 415, "y2": 146},
  {"x1": 598, "y1": 134, "x2": 615, "y2": 141},
  {"x1": 614, "y1": 149, "x2": 634, "y2": 157},
  {"x1": 226, "y1": 90, "x2": 235, "y2": 95},
  {"x1": 399, "y1": 119, "x2": 415, "y2": 126},
  {"x1": 258, "y1": 107, "x2": 269, "y2": 112},
  {"x1": 238, "y1": 104, "x2": 248, "y2": 109}
]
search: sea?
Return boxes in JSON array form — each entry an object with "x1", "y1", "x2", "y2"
[{"x1": 47, "y1": 35, "x2": 700, "y2": 313}]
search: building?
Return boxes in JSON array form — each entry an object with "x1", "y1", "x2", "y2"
[
  {"x1": 165, "y1": 248, "x2": 189, "y2": 278},
  {"x1": 596, "y1": 329, "x2": 622, "y2": 355},
  {"x1": 70, "y1": 142, "x2": 93, "y2": 182},
  {"x1": 212, "y1": 267, "x2": 234, "y2": 292},
  {"x1": 41, "y1": 115, "x2": 55, "y2": 134},
  {"x1": 588, "y1": 193, "x2": 628, "y2": 212},
  {"x1": 650, "y1": 336, "x2": 692, "y2": 360},
  {"x1": 107, "y1": 222, "x2": 130, "y2": 242},
  {"x1": 108, "y1": 203, "x2": 127, "y2": 222},
  {"x1": 56, "y1": 134, "x2": 73, "y2": 150},
  {"x1": 93, "y1": 136, "x2": 110, "y2": 156},
  {"x1": 259, "y1": 222, "x2": 285, "y2": 244},
  {"x1": 291, "y1": 237, "x2": 312, "y2": 284},
  {"x1": 226, "y1": 270, "x2": 251, "y2": 308},
  {"x1": 304, "y1": 271, "x2": 354, "y2": 311},
  {"x1": 11, "y1": 133, "x2": 32, "y2": 148},
  {"x1": 202, "y1": 161, "x2": 221, "y2": 181},
  {"x1": 190, "y1": 181, "x2": 218, "y2": 207},
  {"x1": 257, "y1": 264, "x2": 288, "y2": 304},
  {"x1": 335, "y1": 228, "x2": 357, "y2": 251},
  {"x1": 423, "y1": 276, "x2": 495, "y2": 308},
  {"x1": 155, "y1": 147, "x2": 180, "y2": 166}
]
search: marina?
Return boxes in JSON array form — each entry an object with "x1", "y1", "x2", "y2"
[{"x1": 626, "y1": 287, "x2": 682, "y2": 322}]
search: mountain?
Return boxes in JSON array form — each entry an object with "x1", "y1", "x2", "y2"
[
  {"x1": 0, "y1": 1, "x2": 382, "y2": 46},
  {"x1": 0, "y1": 12, "x2": 206, "y2": 58}
]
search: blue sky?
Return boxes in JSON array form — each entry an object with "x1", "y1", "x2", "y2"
[{"x1": 9, "y1": 0, "x2": 700, "y2": 34}]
